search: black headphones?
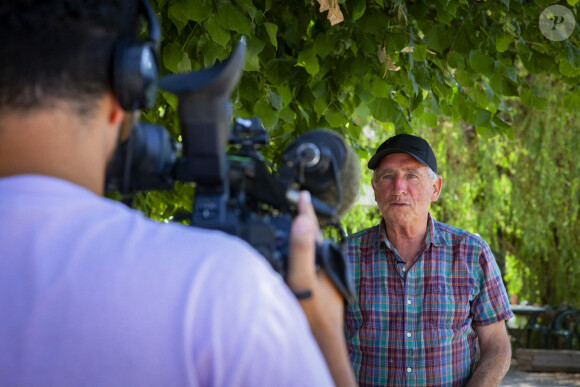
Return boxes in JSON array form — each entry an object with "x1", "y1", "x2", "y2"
[{"x1": 112, "y1": 0, "x2": 161, "y2": 111}]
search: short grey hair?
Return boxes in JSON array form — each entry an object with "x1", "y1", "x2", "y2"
[{"x1": 426, "y1": 167, "x2": 438, "y2": 180}]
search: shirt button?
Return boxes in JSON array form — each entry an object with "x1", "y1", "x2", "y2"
[
  {"x1": 407, "y1": 299, "x2": 412, "y2": 305},
  {"x1": 407, "y1": 332, "x2": 412, "y2": 338},
  {"x1": 407, "y1": 367, "x2": 412, "y2": 373}
]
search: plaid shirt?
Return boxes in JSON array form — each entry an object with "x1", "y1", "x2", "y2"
[{"x1": 342, "y1": 214, "x2": 513, "y2": 386}]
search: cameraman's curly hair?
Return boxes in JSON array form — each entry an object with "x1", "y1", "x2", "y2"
[{"x1": 0, "y1": 0, "x2": 139, "y2": 116}]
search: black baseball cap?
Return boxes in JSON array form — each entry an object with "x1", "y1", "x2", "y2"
[{"x1": 368, "y1": 134, "x2": 437, "y2": 173}]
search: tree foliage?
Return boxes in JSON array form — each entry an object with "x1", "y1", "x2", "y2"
[
  {"x1": 147, "y1": 0, "x2": 579, "y2": 144},
  {"x1": 133, "y1": 0, "x2": 580, "y2": 305},
  {"x1": 415, "y1": 77, "x2": 580, "y2": 306}
]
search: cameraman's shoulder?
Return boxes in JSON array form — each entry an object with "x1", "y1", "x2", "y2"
[
  {"x1": 91, "y1": 194, "x2": 273, "y2": 276},
  {"x1": 134, "y1": 214, "x2": 272, "y2": 270}
]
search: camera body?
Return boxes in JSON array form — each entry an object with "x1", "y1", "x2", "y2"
[{"x1": 106, "y1": 42, "x2": 354, "y2": 303}]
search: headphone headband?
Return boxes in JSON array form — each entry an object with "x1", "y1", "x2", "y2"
[
  {"x1": 112, "y1": 0, "x2": 160, "y2": 111},
  {"x1": 140, "y1": 0, "x2": 161, "y2": 52}
]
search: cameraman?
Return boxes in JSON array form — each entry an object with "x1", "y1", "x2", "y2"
[{"x1": 0, "y1": 1, "x2": 355, "y2": 386}]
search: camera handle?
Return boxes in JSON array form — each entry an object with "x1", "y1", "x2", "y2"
[{"x1": 316, "y1": 240, "x2": 356, "y2": 305}]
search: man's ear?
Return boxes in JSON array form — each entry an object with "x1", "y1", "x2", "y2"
[
  {"x1": 431, "y1": 176, "x2": 442, "y2": 201},
  {"x1": 106, "y1": 92, "x2": 141, "y2": 142},
  {"x1": 107, "y1": 92, "x2": 125, "y2": 128}
]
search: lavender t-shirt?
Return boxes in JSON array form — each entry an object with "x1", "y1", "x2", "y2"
[{"x1": 0, "y1": 175, "x2": 332, "y2": 386}]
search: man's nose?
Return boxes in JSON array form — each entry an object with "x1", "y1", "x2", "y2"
[{"x1": 393, "y1": 175, "x2": 406, "y2": 194}]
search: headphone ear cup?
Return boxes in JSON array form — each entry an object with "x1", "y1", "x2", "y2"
[{"x1": 113, "y1": 39, "x2": 158, "y2": 111}]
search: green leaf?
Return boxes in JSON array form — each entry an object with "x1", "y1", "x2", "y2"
[
  {"x1": 206, "y1": 15, "x2": 230, "y2": 48},
  {"x1": 160, "y1": 90, "x2": 178, "y2": 111},
  {"x1": 411, "y1": 65, "x2": 432, "y2": 90},
  {"x1": 239, "y1": 75, "x2": 261, "y2": 104},
  {"x1": 369, "y1": 98, "x2": 404, "y2": 122},
  {"x1": 277, "y1": 84, "x2": 293, "y2": 106},
  {"x1": 421, "y1": 112, "x2": 439, "y2": 127},
  {"x1": 298, "y1": 106, "x2": 310, "y2": 125},
  {"x1": 325, "y1": 108, "x2": 349, "y2": 127},
  {"x1": 563, "y1": 92, "x2": 580, "y2": 110},
  {"x1": 568, "y1": 0, "x2": 579, "y2": 5},
  {"x1": 196, "y1": 35, "x2": 228, "y2": 67},
  {"x1": 500, "y1": 62, "x2": 518, "y2": 83},
  {"x1": 475, "y1": 124, "x2": 495, "y2": 139},
  {"x1": 177, "y1": 53, "x2": 191, "y2": 72},
  {"x1": 358, "y1": 9, "x2": 389, "y2": 35},
  {"x1": 386, "y1": 33, "x2": 408, "y2": 54},
  {"x1": 559, "y1": 60, "x2": 580, "y2": 77},
  {"x1": 245, "y1": 37, "x2": 265, "y2": 72},
  {"x1": 235, "y1": 0, "x2": 256, "y2": 18},
  {"x1": 489, "y1": 74, "x2": 518, "y2": 96},
  {"x1": 310, "y1": 80, "x2": 328, "y2": 99},
  {"x1": 314, "y1": 97, "x2": 328, "y2": 116},
  {"x1": 279, "y1": 106, "x2": 296, "y2": 123},
  {"x1": 314, "y1": 33, "x2": 333, "y2": 59},
  {"x1": 268, "y1": 90, "x2": 283, "y2": 111},
  {"x1": 491, "y1": 115, "x2": 511, "y2": 130},
  {"x1": 371, "y1": 76, "x2": 391, "y2": 98},
  {"x1": 520, "y1": 88, "x2": 547, "y2": 111},
  {"x1": 408, "y1": 71, "x2": 419, "y2": 96},
  {"x1": 169, "y1": 0, "x2": 211, "y2": 23},
  {"x1": 351, "y1": 0, "x2": 366, "y2": 22},
  {"x1": 263, "y1": 22, "x2": 278, "y2": 49},
  {"x1": 350, "y1": 40, "x2": 358, "y2": 56},
  {"x1": 495, "y1": 33, "x2": 512, "y2": 53},
  {"x1": 395, "y1": 115, "x2": 413, "y2": 133},
  {"x1": 469, "y1": 50, "x2": 495, "y2": 76},
  {"x1": 558, "y1": 44, "x2": 580, "y2": 77},
  {"x1": 562, "y1": 44, "x2": 580, "y2": 67},
  {"x1": 264, "y1": 59, "x2": 292, "y2": 86},
  {"x1": 471, "y1": 108, "x2": 492, "y2": 127},
  {"x1": 447, "y1": 51, "x2": 465, "y2": 69},
  {"x1": 253, "y1": 100, "x2": 278, "y2": 129},
  {"x1": 426, "y1": 24, "x2": 451, "y2": 53},
  {"x1": 297, "y1": 47, "x2": 319, "y2": 76},
  {"x1": 162, "y1": 42, "x2": 184, "y2": 73},
  {"x1": 217, "y1": 4, "x2": 252, "y2": 36},
  {"x1": 412, "y1": 44, "x2": 427, "y2": 62},
  {"x1": 518, "y1": 43, "x2": 557, "y2": 74},
  {"x1": 534, "y1": 0, "x2": 555, "y2": 6}
]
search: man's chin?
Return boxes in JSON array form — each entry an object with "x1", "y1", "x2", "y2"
[
  {"x1": 388, "y1": 204, "x2": 410, "y2": 213},
  {"x1": 384, "y1": 207, "x2": 414, "y2": 223}
]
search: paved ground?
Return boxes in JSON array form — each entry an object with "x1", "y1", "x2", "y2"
[{"x1": 501, "y1": 359, "x2": 580, "y2": 386}]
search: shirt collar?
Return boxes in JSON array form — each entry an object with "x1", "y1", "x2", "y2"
[{"x1": 425, "y1": 212, "x2": 446, "y2": 247}]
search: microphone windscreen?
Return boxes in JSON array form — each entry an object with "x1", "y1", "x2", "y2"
[
  {"x1": 312, "y1": 130, "x2": 361, "y2": 218},
  {"x1": 282, "y1": 129, "x2": 361, "y2": 220}
]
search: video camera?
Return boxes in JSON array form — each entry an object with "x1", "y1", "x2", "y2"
[{"x1": 106, "y1": 42, "x2": 357, "y2": 304}]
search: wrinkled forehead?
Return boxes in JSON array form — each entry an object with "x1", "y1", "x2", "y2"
[{"x1": 375, "y1": 152, "x2": 429, "y2": 172}]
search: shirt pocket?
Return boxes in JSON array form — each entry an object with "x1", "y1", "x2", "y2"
[{"x1": 423, "y1": 284, "x2": 472, "y2": 330}]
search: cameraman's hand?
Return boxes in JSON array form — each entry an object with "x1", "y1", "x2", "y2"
[{"x1": 287, "y1": 191, "x2": 356, "y2": 387}]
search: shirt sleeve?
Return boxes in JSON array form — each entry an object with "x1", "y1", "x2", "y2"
[{"x1": 470, "y1": 240, "x2": 514, "y2": 326}]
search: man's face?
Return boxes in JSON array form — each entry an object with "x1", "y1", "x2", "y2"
[{"x1": 372, "y1": 153, "x2": 441, "y2": 229}]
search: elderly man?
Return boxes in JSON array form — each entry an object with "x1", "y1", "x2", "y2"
[{"x1": 343, "y1": 134, "x2": 513, "y2": 386}]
